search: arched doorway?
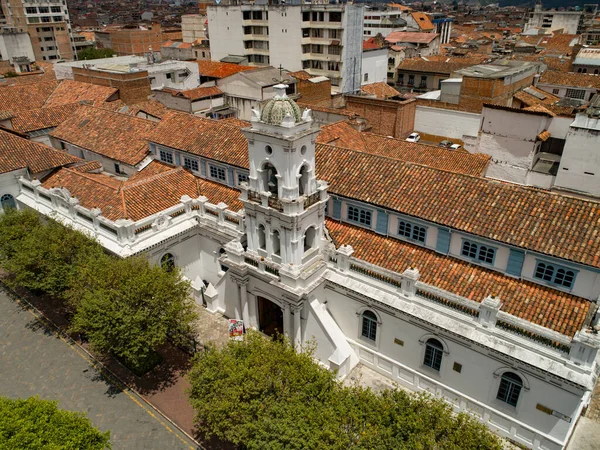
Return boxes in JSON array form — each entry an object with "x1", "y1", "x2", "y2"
[{"x1": 257, "y1": 296, "x2": 283, "y2": 337}]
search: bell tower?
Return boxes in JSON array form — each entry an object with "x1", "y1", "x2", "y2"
[{"x1": 239, "y1": 84, "x2": 328, "y2": 268}]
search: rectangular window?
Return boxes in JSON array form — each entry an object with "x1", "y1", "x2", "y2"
[
  {"x1": 238, "y1": 173, "x2": 249, "y2": 184},
  {"x1": 38, "y1": 6, "x2": 49, "y2": 13},
  {"x1": 364, "y1": 73, "x2": 368, "y2": 82},
  {"x1": 419, "y1": 75, "x2": 427, "y2": 88},
  {"x1": 302, "y1": 11, "x2": 310, "y2": 21},
  {"x1": 209, "y1": 165, "x2": 226, "y2": 181},
  {"x1": 26, "y1": 7, "x2": 37, "y2": 13},
  {"x1": 534, "y1": 261, "x2": 577, "y2": 289},
  {"x1": 347, "y1": 205, "x2": 372, "y2": 227},
  {"x1": 397, "y1": 220, "x2": 426, "y2": 243},
  {"x1": 461, "y1": 240, "x2": 496, "y2": 265},
  {"x1": 408, "y1": 74, "x2": 414, "y2": 86},
  {"x1": 51, "y1": 6, "x2": 62, "y2": 12},
  {"x1": 329, "y1": 11, "x2": 342, "y2": 22},
  {"x1": 566, "y1": 88, "x2": 585, "y2": 100},
  {"x1": 552, "y1": 88, "x2": 559, "y2": 95},
  {"x1": 28, "y1": 17, "x2": 40, "y2": 23},
  {"x1": 44, "y1": 36, "x2": 54, "y2": 41},
  {"x1": 41, "y1": 16, "x2": 51, "y2": 23},
  {"x1": 243, "y1": 11, "x2": 251, "y2": 20},
  {"x1": 184, "y1": 157, "x2": 199, "y2": 172},
  {"x1": 159, "y1": 150, "x2": 173, "y2": 164},
  {"x1": 114, "y1": 163, "x2": 121, "y2": 174},
  {"x1": 328, "y1": 45, "x2": 341, "y2": 55}
]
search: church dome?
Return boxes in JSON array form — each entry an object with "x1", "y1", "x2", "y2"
[{"x1": 261, "y1": 84, "x2": 302, "y2": 125}]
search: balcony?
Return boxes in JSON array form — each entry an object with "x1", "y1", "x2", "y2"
[
  {"x1": 242, "y1": 34, "x2": 269, "y2": 41},
  {"x1": 244, "y1": 47, "x2": 269, "y2": 55},
  {"x1": 300, "y1": 53, "x2": 341, "y2": 62},
  {"x1": 242, "y1": 19, "x2": 268, "y2": 26}
]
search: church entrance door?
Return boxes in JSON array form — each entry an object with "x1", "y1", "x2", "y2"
[{"x1": 257, "y1": 296, "x2": 283, "y2": 337}]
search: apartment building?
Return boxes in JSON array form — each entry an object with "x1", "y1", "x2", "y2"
[
  {"x1": 208, "y1": 2, "x2": 363, "y2": 94},
  {"x1": 524, "y1": 4, "x2": 583, "y2": 35},
  {"x1": 0, "y1": 0, "x2": 75, "y2": 60}
]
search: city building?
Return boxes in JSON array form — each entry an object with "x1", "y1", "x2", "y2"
[
  {"x1": 181, "y1": 14, "x2": 207, "y2": 43},
  {"x1": 0, "y1": 0, "x2": 75, "y2": 60},
  {"x1": 95, "y1": 24, "x2": 163, "y2": 56},
  {"x1": 363, "y1": 6, "x2": 407, "y2": 38},
  {"x1": 0, "y1": 27, "x2": 34, "y2": 69},
  {"x1": 524, "y1": 4, "x2": 583, "y2": 35},
  {"x1": 384, "y1": 31, "x2": 440, "y2": 57},
  {"x1": 207, "y1": 2, "x2": 364, "y2": 94},
  {"x1": 571, "y1": 47, "x2": 600, "y2": 75},
  {"x1": 8, "y1": 86, "x2": 600, "y2": 450}
]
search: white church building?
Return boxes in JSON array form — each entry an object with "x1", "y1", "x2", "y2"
[{"x1": 6, "y1": 86, "x2": 600, "y2": 450}]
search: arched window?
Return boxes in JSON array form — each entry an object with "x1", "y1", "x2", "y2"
[
  {"x1": 535, "y1": 262, "x2": 554, "y2": 282},
  {"x1": 361, "y1": 310, "x2": 377, "y2": 341},
  {"x1": 304, "y1": 226, "x2": 316, "y2": 252},
  {"x1": 272, "y1": 230, "x2": 280, "y2": 256},
  {"x1": 424, "y1": 338, "x2": 443, "y2": 371},
  {"x1": 582, "y1": 68, "x2": 588, "y2": 74},
  {"x1": 258, "y1": 224, "x2": 266, "y2": 250},
  {"x1": 160, "y1": 253, "x2": 175, "y2": 272},
  {"x1": 461, "y1": 241, "x2": 477, "y2": 259},
  {"x1": 299, "y1": 164, "x2": 310, "y2": 196},
  {"x1": 1, "y1": 194, "x2": 16, "y2": 211},
  {"x1": 595, "y1": 69, "x2": 599, "y2": 75},
  {"x1": 496, "y1": 372, "x2": 522, "y2": 407},
  {"x1": 261, "y1": 162, "x2": 278, "y2": 196}
]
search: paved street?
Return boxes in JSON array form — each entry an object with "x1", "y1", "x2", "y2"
[{"x1": 0, "y1": 290, "x2": 200, "y2": 450}]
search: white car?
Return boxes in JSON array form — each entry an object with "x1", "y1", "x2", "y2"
[
  {"x1": 449, "y1": 144, "x2": 462, "y2": 150},
  {"x1": 405, "y1": 133, "x2": 421, "y2": 143}
]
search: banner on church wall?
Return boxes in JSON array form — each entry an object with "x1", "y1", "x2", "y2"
[{"x1": 229, "y1": 319, "x2": 244, "y2": 341}]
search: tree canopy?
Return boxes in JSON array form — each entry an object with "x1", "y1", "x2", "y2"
[
  {"x1": 77, "y1": 48, "x2": 116, "y2": 60},
  {"x1": 0, "y1": 396, "x2": 110, "y2": 449},
  {"x1": 188, "y1": 331, "x2": 502, "y2": 450}
]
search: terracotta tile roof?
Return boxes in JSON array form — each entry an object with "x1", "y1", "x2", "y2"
[
  {"x1": 289, "y1": 70, "x2": 313, "y2": 81},
  {"x1": 317, "y1": 123, "x2": 489, "y2": 177},
  {"x1": 315, "y1": 144, "x2": 600, "y2": 269},
  {"x1": 9, "y1": 103, "x2": 81, "y2": 133},
  {"x1": 326, "y1": 219, "x2": 592, "y2": 337},
  {"x1": 363, "y1": 40, "x2": 382, "y2": 51},
  {"x1": 148, "y1": 111, "x2": 249, "y2": 168},
  {"x1": 537, "y1": 130, "x2": 551, "y2": 142},
  {"x1": 69, "y1": 160, "x2": 103, "y2": 173},
  {"x1": 0, "y1": 81, "x2": 58, "y2": 113},
  {"x1": 523, "y1": 104, "x2": 556, "y2": 116},
  {"x1": 101, "y1": 99, "x2": 170, "y2": 120},
  {"x1": 296, "y1": 101, "x2": 358, "y2": 118},
  {"x1": 0, "y1": 129, "x2": 81, "y2": 175},
  {"x1": 42, "y1": 164, "x2": 242, "y2": 221},
  {"x1": 396, "y1": 55, "x2": 491, "y2": 74},
  {"x1": 410, "y1": 12, "x2": 434, "y2": 31},
  {"x1": 539, "y1": 70, "x2": 600, "y2": 90},
  {"x1": 385, "y1": 31, "x2": 439, "y2": 45},
  {"x1": 361, "y1": 82, "x2": 401, "y2": 99},
  {"x1": 44, "y1": 80, "x2": 118, "y2": 107},
  {"x1": 220, "y1": 117, "x2": 252, "y2": 128},
  {"x1": 162, "y1": 40, "x2": 193, "y2": 49},
  {"x1": 161, "y1": 85, "x2": 223, "y2": 100},
  {"x1": 513, "y1": 86, "x2": 560, "y2": 107},
  {"x1": 197, "y1": 60, "x2": 256, "y2": 79},
  {"x1": 127, "y1": 159, "x2": 174, "y2": 183},
  {"x1": 50, "y1": 105, "x2": 155, "y2": 166}
]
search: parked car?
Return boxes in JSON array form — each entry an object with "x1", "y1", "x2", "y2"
[
  {"x1": 405, "y1": 133, "x2": 421, "y2": 143},
  {"x1": 450, "y1": 144, "x2": 462, "y2": 150},
  {"x1": 439, "y1": 140, "x2": 453, "y2": 148}
]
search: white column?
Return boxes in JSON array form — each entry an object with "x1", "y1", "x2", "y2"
[
  {"x1": 240, "y1": 281, "x2": 250, "y2": 327},
  {"x1": 283, "y1": 302, "x2": 292, "y2": 338},
  {"x1": 293, "y1": 306, "x2": 302, "y2": 348},
  {"x1": 234, "y1": 283, "x2": 242, "y2": 319}
]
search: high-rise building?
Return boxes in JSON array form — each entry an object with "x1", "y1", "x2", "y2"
[
  {"x1": 207, "y1": 2, "x2": 364, "y2": 94},
  {"x1": 0, "y1": 0, "x2": 75, "y2": 61}
]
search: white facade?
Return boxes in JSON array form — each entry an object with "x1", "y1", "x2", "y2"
[
  {"x1": 0, "y1": 29, "x2": 34, "y2": 65},
  {"x1": 7, "y1": 88, "x2": 600, "y2": 450},
  {"x1": 554, "y1": 112, "x2": 600, "y2": 197},
  {"x1": 207, "y1": 3, "x2": 364, "y2": 94},
  {"x1": 363, "y1": 7, "x2": 407, "y2": 38},
  {"x1": 414, "y1": 105, "x2": 482, "y2": 142},
  {"x1": 524, "y1": 6, "x2": 582, "y2": 35},
  {"x1": 361, "y1": 48, "x2": 387, "y2": 86}
]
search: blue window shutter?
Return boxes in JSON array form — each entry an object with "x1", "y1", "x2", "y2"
[
  {"x1": 376, "y1": 210, "x2": 388, "y2": 234},
  {"x1": 333, "y1": 198, "x2": 341, "y2": 219},
  {"x1": 200, "y1": 160, "x2": 207, "y2": 177},
  {"x1": 506, "y1": 249, "x2": 525, "y2": 277},
  {"x1": 227, "y1": 167, "x2": 235, "y2": 186},
  {"x1": 436, "y1": 228, "x2": 450, "y2": 254}
]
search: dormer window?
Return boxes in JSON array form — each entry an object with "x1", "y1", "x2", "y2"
[{"x1": 534, "y1": 260, "x2": 577, "y2": 289}]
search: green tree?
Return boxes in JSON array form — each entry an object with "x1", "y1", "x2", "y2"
[
  {"x1": 0, "y1": 396, "x2": 110, "y2": 449},
  {"x1": 187, "y1": 331, "x2": 502, "y2": 450},
  {"x1": 77, "y1": 48, "x2": 116, "y2": 61},
  {"x1": 71, "y1": 256, "x2": 198, "y2": 373},
  {"x1": 0, "y1": 209, "x2": 104, "y2": 298}
]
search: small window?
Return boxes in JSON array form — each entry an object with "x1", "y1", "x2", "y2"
[
  {"x1": 26, "y1": 7, "x2": 37, "y2": 13},
  {"x1": 461, "y1": 240, "x2": 495, "y2": 265},
  {"x1": 38, "y1": 6, "x2": 49, "y2": 12},
  {"x1": 364, "y1": 73, "x2": 369, "y2": 82},
  {"x1": 361, "y1": 310, "x2": 377, "y2": 341},
  {"x1": 238, "y1": 173, "x2": 249, "y2": 185},
  {"x1": 424, "y1": 338, "x2": 443, "y2": 371},
  {"x1": 184, "y1": 157, "x2": 199, "y2": 172},
  {"x1": 51, "y1": 6, "x2": 61, "y2": 12},
  {"x1": 1, "y1": 194, "x2": 17, "y2": 211},
  {"x1": 159, "y1": 149, "x2": 173, "y2": 164},
  {"x1": 534, "y1": 261, "x2": 576, "y2": 288},
  {"x1": 114, "y1": 163, "x2": 121, "y2": 174},
  {"x1": 347, "y1": 205, "x2": 372, "y2": 226},
  {"x1": 160, "y1": 253, "x2": 175, "y2": 272},
  {"x1": 209, "y1": 165, "x2": 226, "y2": 181},
  {"x1": 398, "y1": 220, "x2": 426, "y2": 243},
  {"x1": 552, "y1": 88, "x2": 559, "y2": 95},
  {"x1": 496, "y1": 372, "x2": 522, "y2": 407}
]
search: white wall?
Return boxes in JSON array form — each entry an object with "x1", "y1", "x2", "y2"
[
  {"x1": 0, "y1": 32, "x2": 35, "y2": 63},
  {"x1": 207, "y1": 6, "x2": 245, "y2": 62},
  {"x1": 414, "y1": 105, "x2": 481, "y2": 139},
  {"x1": 361, "y1": 49, "x2": 388, "y2": 85},
  {"x1": 341, "y1": 4, "x2": 364, "y2": 94},
  {"x1": 60, "y1": 141, "x2": 137, "y2": 177},
  {"x1": 268, "y1": 6, "x2": 303, "y2": 73}
]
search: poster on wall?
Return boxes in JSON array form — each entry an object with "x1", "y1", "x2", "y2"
[{"x1": 229, "y1": 319, "x2": 244, "y2": 340}]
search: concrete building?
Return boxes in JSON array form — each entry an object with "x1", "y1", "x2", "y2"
[
  {"x1": 0, "y1": 0, "x2": 75, "y2": 60},
  {"x1": 207, "y1": 3, "x2": 364, "y2": 94},
  {"x1": 524, "y1": 5, "x2": 583, "y2": 35},
  {"x1": 384, "y1": 31, "x2": 440, "y2": 57},
  {"x1": 571, "y1": 47, "x2": 600, "y2": 75},
  {"x1": 554, "y1": 96, "x2": 600, "y2": 197},
  {"x1": 154, "y1": 85, "x2": 225, "y2": 116},
  {"x1": 0, "y1": 27, "x2": 34, "y2": 69},
  {"x1": 361, "y1": 44, "x2": 387, "y2": 86},
  {"x1": 363, "y1": 6, "x2": 407, "y2": 38},
  {"x1": 181, "y1": 14, "x2": 207, "y2": 43},
  {"x1": 95, "y1": 24, "x2": 163, "y2": 56},
  {"x1": 9, "y1": 87, "x2": 600, "y2": 450},
  {"x1": 537, "y1": 70, "x2": 600, "y2": 103}
]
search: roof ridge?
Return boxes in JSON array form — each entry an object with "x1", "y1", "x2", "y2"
[
  {"x1": 61, "y1": 167, "x2": 124, "y2": 191},
  {"x1": 79, "y1": 104, "x2": 158, "y2": 126},
  {"x1": 123, "y1": 165, "x2": 184, "y2": 189}
]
